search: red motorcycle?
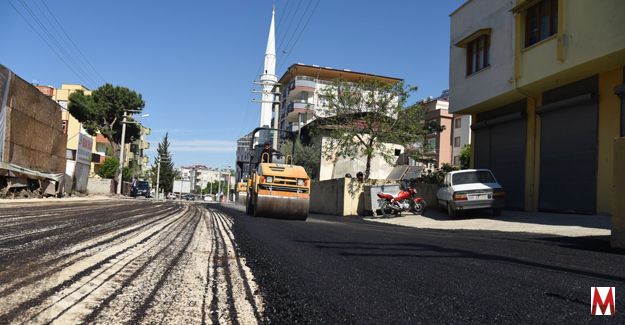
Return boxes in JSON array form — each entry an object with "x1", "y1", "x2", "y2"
[{"x1": 376, "y1": 185, "x2": 426, "y2": 217}]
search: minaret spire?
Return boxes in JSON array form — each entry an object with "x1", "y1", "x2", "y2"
[{"x1": 259, "y1": 6, "x2": 277, "y2": 128}]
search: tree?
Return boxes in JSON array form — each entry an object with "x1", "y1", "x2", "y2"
[
  {"x1": 459, "y1": 144, "x2": 471, "y2": 169},
  {"x1": 98, "y1": 157, "x2": 119, "y2": 178},
  {"x1": 314, "y1": 78, "x2": 428, "y2": 180},
  {"x1": 279, "y1": 139, "x2": 321, "y2": 179},
  {"x1": 150, "y1": 133, "x2": 175, "y2": 193},
  {"x1": 68, "y1": 83, "x2": 145, "y2": 153}
]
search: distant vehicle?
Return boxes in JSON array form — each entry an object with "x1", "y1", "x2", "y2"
[
  {"x1": 436, "y1": 169, "x2": 505, "y2": 217},
  {"x1": 182, "y1": 193, "x2": 195, "y2": 201},
  {"x1": 167, "y1": 193, "x2": 176, "y2": 200},
  {"x1": 131, "y1": 181, "x2": 151, "y2": 198},
  {"x1": 204, "y1": 195, "x2": 214, "y2": 202}
]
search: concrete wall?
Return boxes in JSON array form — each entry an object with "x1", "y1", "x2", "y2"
[
  {"x1": 612, "y1": 137, "x2": 625, "y2": 248},
  {"x1": 87, "y1": 178, "x2": 113, "y2": 195},
  {"x1": 309, "y1": 178, "x2": 365, "y2": 216},
  {"x1": 450, "y1": 0, "x2": 516, "y2": 113},
  {"x1": 2, "y1": 65, "x2": 67, "y2": 174}
]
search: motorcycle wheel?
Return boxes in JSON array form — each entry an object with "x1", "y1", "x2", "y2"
[
  {"x1": 412, "y1": 202, "x2": 425, "y2": 215},
  {"x1": 379, "y1": 201, "x2": 393, "y2": 218}
]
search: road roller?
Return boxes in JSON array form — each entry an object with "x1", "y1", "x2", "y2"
[{"x1": 245, "y1": 127, "x2": 310, "y2": 220}]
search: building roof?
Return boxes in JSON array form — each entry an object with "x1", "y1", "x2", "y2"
[{"x1": 278, "y1": 63, "x2": 403, "y2": 86}]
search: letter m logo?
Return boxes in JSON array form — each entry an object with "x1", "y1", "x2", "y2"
[{"x1": 591, "y1": 287, "x2": 615, "y2": 316}]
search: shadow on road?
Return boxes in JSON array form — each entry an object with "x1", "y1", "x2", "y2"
[{"x1": 295, "y1": 239, "x2": 625, "y2": 283}]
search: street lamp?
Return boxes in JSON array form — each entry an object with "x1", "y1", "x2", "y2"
[
  {"x1": 117, "y1": 111, "x2": 148, "y2": 195},
  {"x1": 225, "y1": 166, "x2": 232, "y2": 202}
]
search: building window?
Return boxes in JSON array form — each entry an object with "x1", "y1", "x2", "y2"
[
  {"x1": 62, "y1": 120, "x2": 68, "y2": 134},
  {"x1": 453, "y1": 156, "x2": 460, "y2": 166},
  {"x1": 466, "y1": 35, "x2": 490, "y2": 76},
  {"x1": 454, "y1": 118, "x2": 462, "y2": 128},
  {"x1": 524, "y1": 0, "x2": 558, "y2": 47},
  {"x1": 427, "y1": 138, "x2": 437, "y2": 152},
  {"x1": 454, "y1": 137, "x2": 461, "y2": 148}
]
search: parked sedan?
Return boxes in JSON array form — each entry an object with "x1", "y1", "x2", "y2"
[{"x1": 436, "y1": 169, "x2": 505, "y2": 217}]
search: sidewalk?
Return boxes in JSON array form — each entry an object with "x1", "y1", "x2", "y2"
[
  {"x1": 365, "y1": 209, "x2": 611, "y2": 237},
  {"x1": 0, "y1": 194, "x2": 117, "y2": 207}
]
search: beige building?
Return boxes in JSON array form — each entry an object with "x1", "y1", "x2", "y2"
[{"x1": 449, "y1": 0, "x2": 625, "y2": 215}]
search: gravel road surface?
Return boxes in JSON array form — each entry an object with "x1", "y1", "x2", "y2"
[{"x1": 0, "y1": 200, "x2": 263, "y2": 324}]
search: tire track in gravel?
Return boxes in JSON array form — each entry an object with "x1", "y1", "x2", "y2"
[
  {"x1": 212, "y1": 210, "x2": 262, "y2": 323},
  {"x1": 22, "y1": 210, "x2": 195, "y2": 324},
  {"x1": 0, "y1": 205, "x2": 191, "y2": 323},
  {"x1": 0, "y1": 203, "x2": 180, "y2": 281},
  {"x1": 0, "y1": 201, "x2": 264, "y2": 324},
  {"x1": 128, "y1": 209, "x2": 201, "y2": 324},
  {"x1": 0, "y1": 204, "x2": 184, "y2": 300},
  {"x1": 17, "y1": 205, "x2": 196, "y2": 324},
  {"x1": 82, "y1": 207, "x2": 200, "y2": 324}
]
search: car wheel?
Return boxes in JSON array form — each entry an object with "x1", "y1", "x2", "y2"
[
  {"x1": 492, "y1": 208, "x2": 502, "y2": 217},
  {"x1": 447, "y1": 202, "x2": 457, "y2": 218}
]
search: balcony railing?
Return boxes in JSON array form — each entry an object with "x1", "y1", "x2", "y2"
[{"x1": 287, "y1": 101, "x2": 315, "y2": 113}]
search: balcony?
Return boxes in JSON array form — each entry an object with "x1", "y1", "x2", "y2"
[
  {"x1": 286, "y1": 101, "x2": 315, "y2": 123},
  {"x1": 287, "y1": 76, "x2": 317, "y2": 98}
]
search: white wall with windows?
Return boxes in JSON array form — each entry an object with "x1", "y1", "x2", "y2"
[{"x1": 449, "y1": 0, "x2": 516, "y2": 113}]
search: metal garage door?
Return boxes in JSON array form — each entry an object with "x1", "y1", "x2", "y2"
[
  {"x1": 538, "y1": 93, "x2": 597, "y2": 213},
  {"x1": 472, "y1": 111, "x2": 526, "y2": 210}
]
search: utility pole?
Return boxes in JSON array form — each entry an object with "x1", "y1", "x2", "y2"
[
  {"x1": 116, "y1": 111, "x2": 128, "y2": 195},
  {"x1": 116, "y1": 110, "x2": 146, "y2": 195},
  {"x1": 225, "y1": 167, "x2": 231, "y2": 202},
  {"x1": 155, "y1": 155, "x2": 169, "y2": 200}
]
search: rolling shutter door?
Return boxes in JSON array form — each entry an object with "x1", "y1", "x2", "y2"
[
  {"x1": 538, "y1": 93, "x2": 597, "y2": 213},
  {"x1": 472, "y1": 112, "x2": 526, "y2": 210}
]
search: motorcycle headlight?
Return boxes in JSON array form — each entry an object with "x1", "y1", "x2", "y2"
[
  {"x1": 297, "y1": 179, "x2": 305, "y2": 186},
  {"x1": 265, "y1": 176, "x2": 273, "y2": 183}
]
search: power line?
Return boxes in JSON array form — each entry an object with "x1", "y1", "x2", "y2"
[
  {"x1": 37, "y1": 0, "x2": 106, "y2": 85},
  {"x1": 276, "y1": 0, "x2": 303, "y2": 52},
  {"x1": 14, "y1": 0, "x2": 98, "y2": 88},
  {"x1": 275, "y1": 0, "x2": 292, "y2": 33},
  {"x1": 8, "y1": 0, "x2": 96, "y2": 88},
  {"x1": 278, "y1": 0, "x2": 321, "y2": 73}
]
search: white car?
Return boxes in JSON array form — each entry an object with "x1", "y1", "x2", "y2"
[
  {"x1": 204, "y1": 195, "x2": 214, "y2": 201},
  {"x1": 436, "y1": 169, "x2": 505, "y2": 217}
]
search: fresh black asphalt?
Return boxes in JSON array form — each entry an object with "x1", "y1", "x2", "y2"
[{"x1": 218, "y1": 204, "x2": 625, "y2": 324}]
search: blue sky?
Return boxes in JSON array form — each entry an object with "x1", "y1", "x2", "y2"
[{"x1": 1, "y1": 0, "x2": 464, "y2": 168}]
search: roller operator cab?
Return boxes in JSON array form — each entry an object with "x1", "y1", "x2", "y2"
[{"x1": 245, "y1": 127, "x2": 310, "y2": 220}]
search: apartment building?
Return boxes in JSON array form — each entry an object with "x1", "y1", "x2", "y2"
[
  {"x1": 449, "y1": 0, "x2": 625, "y2": 214},
  {"x1": 276, "y1": 64, "x2": 402, "y2": 132},
  {"x1": 422, "y1": 96, "x2": 453, "y2": 168}
]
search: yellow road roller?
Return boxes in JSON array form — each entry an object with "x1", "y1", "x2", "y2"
[{"x1": 245, "y1": 127, "x2": 310, "y2": 220}]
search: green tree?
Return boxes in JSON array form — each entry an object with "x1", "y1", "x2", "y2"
[
  {"x1": 315, "y1": 78, "x2": 428, "y2": 180},
  {"x1": 150, "y1": 133, "x2": 175, "y2": 193},
  {"x1": 459, "y1": 144, "x2": 471, "y2": 169},
  {"x1": 98, "y1": 157, "x2": 119, "y2": 178},
  {"x1": 68, "y1": 83, "x2": 145, "y2": 153},
  {"x1": 280, "y1": 139, "x2": 321, "y2": 179}
]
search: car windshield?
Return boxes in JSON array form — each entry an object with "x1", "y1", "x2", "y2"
[
  {"x1": 137, "y1": 182, "x2": 149, "y2": 189},
  {"x1": 452, "y1": 171, "x2": 496, "y2": 185}
]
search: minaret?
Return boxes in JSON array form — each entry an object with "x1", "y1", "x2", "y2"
[{"x1": 259, "y1": 6, "x2": 277, "y2": 128}]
